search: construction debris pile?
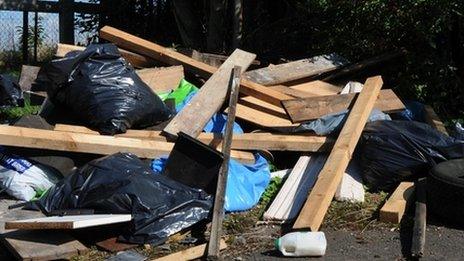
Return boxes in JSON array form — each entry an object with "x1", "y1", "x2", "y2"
[{"x1": 0, "y1": 25, "x2": 463, "y2": 260}]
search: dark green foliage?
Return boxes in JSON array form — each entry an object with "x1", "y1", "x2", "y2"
[{"x1": 241, "y1": 0, "x2": 464, "y2": 122}]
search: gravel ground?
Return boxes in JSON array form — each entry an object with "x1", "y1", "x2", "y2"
[{"x1": 242, "y1": 224, "x2": 464, "y2": 261}]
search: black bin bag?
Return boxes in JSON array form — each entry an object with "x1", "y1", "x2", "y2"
[
  {"x1": 37, "y1": 44, "x2": 172, "y2": 134},
  {"x1": 31, "y1": 153, "x2": 213, "y2": 245},
  {"x1": 360, "y1": 120, "x2": 464, "y2": 191},
  {"x1": 0, "y1": 74, "x2": 24, "y2": 108}
]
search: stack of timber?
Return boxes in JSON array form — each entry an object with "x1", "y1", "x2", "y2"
[{"x1": 0, "y1": 25, "x2": 414, "y2": 260}]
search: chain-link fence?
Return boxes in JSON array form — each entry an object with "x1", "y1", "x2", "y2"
[
  {"x1": 0, "y1": 1, "x2": 101, "y2": 74},
  {"x1": 0, "y1": 10, "x2": 59, "y2": 72}
]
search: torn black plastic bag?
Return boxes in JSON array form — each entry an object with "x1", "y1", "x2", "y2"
[
  {"x1": 0, "y1": 74, "x2": 24, "y2": 108},
  {"x1": 360, "y1": 120, "x2": 464, "y2": 191},
  {"x1": 30, "y1": 153, "x2": 212, "y2": 245},
  {"x1": 37, "y1": 44, "x2": 172, "y2": 134}
]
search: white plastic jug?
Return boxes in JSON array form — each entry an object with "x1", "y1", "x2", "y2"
[{"x1": 275, "y1": 231, "x2": 327, "y2": 257}]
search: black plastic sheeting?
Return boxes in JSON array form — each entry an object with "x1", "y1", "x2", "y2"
[
  {"x1": 30, "y1": 153, "x2": 213, "y2": 245},
  {"x1": 36, "y1": 44, "x2": 172, "y2": 135},
  {"x1": 360, "y1": 120, "x2": 464, "y2": 191},
  {"x1": 0, "y1": 74, "x2": 24, "y2": 108}
]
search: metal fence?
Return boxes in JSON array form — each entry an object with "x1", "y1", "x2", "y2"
[
  {"x1": 0, "y1": 0, "x2": 101, "y2": 72},
  {"x1": 0, "y1": 10, "x2": 59, "y2": 65}
]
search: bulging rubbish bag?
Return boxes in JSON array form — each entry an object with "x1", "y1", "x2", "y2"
[
  {"x1": 37, "y1": 44, "x2": 172, "y2": 134},
  {"x1": 360, "y1": 120, "x2": 464, "y2": 191},
  {"x1": 0, "y1": 74, "x2": 24, "y2": 108},
  {"x1": 31, "y1": 153, "x2": 212, "y2": 245},
  {"x1": 0, "y1": 147, "x2": 62, "y2": 201}
]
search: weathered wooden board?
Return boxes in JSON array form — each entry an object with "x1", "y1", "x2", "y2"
[
  {"x1": 293, "y1": 76, "x2": 383, "y2": 231},
  {"x1": 0, "y1": 199, "x2": 88, "y2": 261},
  {"x1": 19, "y1": 65, "x2": 41, "y2": 91},
  {"x1": 136, "y1": 66, "x2": 184, "y2": 93},
  {"x1": 207, "y1": 66, "x2": 241, "y2": 258},
  {"x1": 163, "y1": 49, "x2": 255, "y2": 138},
  {"x1": 244, "y1": 54, "x2": 348, "y2": 86},
  {"x1": 56, "y1": 43, "x2": 154, "y2": 68},
  {"x1": 288, "y1": 80, "x2": 341, "y2": 96},
  {"x1": 54, "y1": 124, "x2": 332, "y2": 152},
  {"x1": 2, "y1": 230, "x2": 88, "y2": 261},
  {"x1": 0, "y1": 125, "x2": 254, "y2": 163},
  {"x1": 379, "y1": 182, "x2": 415, "y2": 224},
  {"x1": 282, "y1": 89, "x2": 405, "y2": 123},
  {"x1": 5, "y1": 215, "x2": 132, "y2": 230},
  {"x1": 99, "y1": 26, "x2": 293, "y2": 106}
]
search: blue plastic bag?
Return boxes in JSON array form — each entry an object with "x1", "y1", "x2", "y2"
[
  {"x1": 152, "y1": 83, "x2": 271, "y2": 212},
  {"x1": 152, "y1": 154, "x2": 270, "y2": 212}
]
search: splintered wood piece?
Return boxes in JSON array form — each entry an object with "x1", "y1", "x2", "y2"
[
  {"x1": 292, "y1": 76, "x2": 383, "y2": 231},
  {"x1": 244, "y1": 54, "x2": 348, "y2": 86},
  {"x1": 100, "y1": 26, "x2": 293, "y2": 106},
  {"x1": 163, "y1": 50, "x2": 255, "y2": 138},
  {"x1": 5, "y1": 215, "x2": 132, "y2": 230},
  {"x1": 207, "y1": 67, "x2": 241, "y2": 258},
  {"x1": 56, "y1": 43, "x2": 155, "y2": 68},
  {"x1": 282, "y1": 89, "x2": 405, "y2": 123},
  {"x1": 379, "y1": 182, "x2": 415, "y2": 224}
]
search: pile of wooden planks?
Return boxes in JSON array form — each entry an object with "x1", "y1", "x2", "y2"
[{"x1": 0, "y1": 25, "x2": 412, "y2": 260}]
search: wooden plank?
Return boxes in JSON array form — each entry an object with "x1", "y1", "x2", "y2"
[
  {"x1": 411, "y1": 178, "x2": 427, "y2": 258},
  {"x1": 0, "y1": 125, "x2": 255, "y2": 163},
  {"x1": 163, "y1": 50, "x2": 255, "y2": 138},
  {"x1": 154, "y1": 240, "x2": 227, "y2": 261},
  {"x1": 208, "y1": 67, "x2": 241, "y2": 258},
  {"x1": 19, "y1": 65, "x2": 40, "y2": 91},
  {"x1": 5, "y1": 215, "x2": 132, "y2": 230},
  {"x1": 2, "y1": 230, "x2": 88, "y2": 261},
  {"x1": 99, "y1": 26, "x2": 293, "y2": 106},
  {"x1": 232, "y1": 82, "x2": 340, "y2": 128},
  {"x1": 0, "y1": 200, "x2": 88, "y2": 261},
  {"x1": 334, "y1": 160, "x2": 365, "y2": 203},
  {"x1": 282, "y1": 89, "x2": 405, "y2": 123},
  {"x1": 0, "y1": 125, "x2": 254, "y2": 163},
  {"x1": 424, "y1": 105, "x2": 448, "y2": 135},
  {"x1": 244, "y1": 54, "x2": 348, "y2": 86},
  {"x1": 56, "y1": 43, "x2": 155, "y2": 68},
  {"x1": 264, "y1": 155, "x2": 327, "y2": 222},
  {"x1": 379, "y1": 182, "x2": 415, "y2": 224},
  {"x1": 288, "y1": 81, "x2": 341, "y2": 96},
  {"x1": 54, "y1": 124, "x2": 332, "y2": 152},
  {"x1": 293, "y1": 76, "x2": 384, "y2": 231},
  {"x1": 268, "y1": 85, "x2": 316, "y2": 98},
  {"x1": 234, "y1": 104, "x2": 296, "y2": 130},
  {"x1": 0, "y1": 125, "x2": 173, "y2": 158},
  {"x1": 334, "y1": 83, "x2": 365, "y2": 203},
  {"x1": 136, "y1": 66, "x2": 184, "y2": 93}
]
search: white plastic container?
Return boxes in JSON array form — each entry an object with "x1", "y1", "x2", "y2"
[{"x1": 275, "y1": 231, "x2": 327, "y2": 257}]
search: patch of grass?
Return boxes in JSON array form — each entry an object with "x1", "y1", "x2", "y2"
[
  {"x1": 0, "y1": 98, "x2": 41, "y2": 122},
  {"x1": 323, "y1": 191, "x2": 389, "y2": 231}
]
